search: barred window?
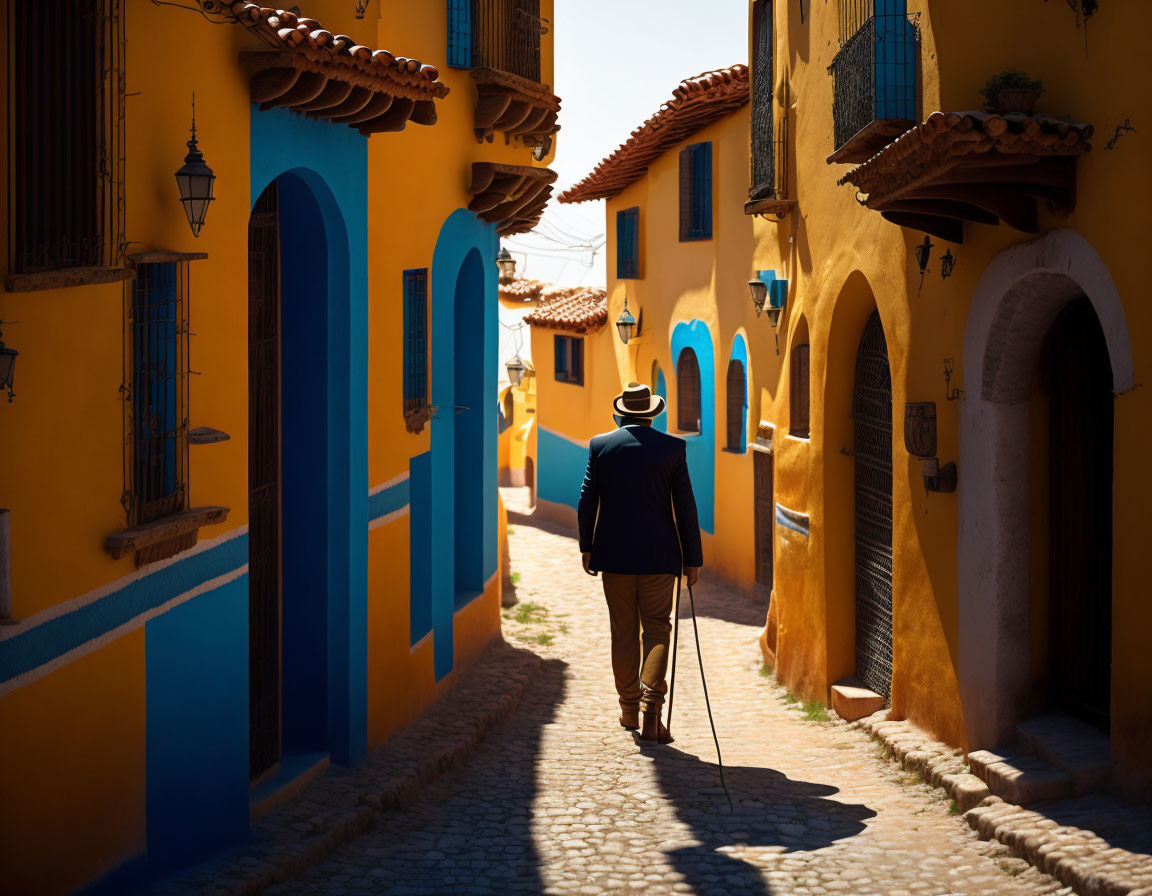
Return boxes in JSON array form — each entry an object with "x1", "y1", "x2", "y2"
[
  {"x1": 554, "y1": 335, "x2": 583, "y2": 386},
  {"x1": 677, "y1": 348, "x2": 701, "y2": 432},
  {"x1": 679, "y1": 142, "x2": 713, "y2": 241},
  {"x1": 750, "y1": 0, "x2": 775, "y2": 200},
  {"x1": 128, "y1": 262, "x2": 188, "y2": 527},
  {"x1": 7, "y1": 0, "x2": 124, "y2": 276},
  {"x1": 403, "y1": 269, "x2": 429, "y2": 414},
  {"x1": 616, "y1": 207, "x2": 640, "y2": 279},
  {"x1": 790, "y1": 342, "x2": 810, "y2": 437}
]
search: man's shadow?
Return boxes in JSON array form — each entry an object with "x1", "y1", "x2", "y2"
[{"x1": 637, "y1": 740, "x2": 876, "y2": 896}]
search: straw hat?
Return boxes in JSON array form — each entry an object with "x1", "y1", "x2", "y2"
[{"x1": 612, "y1": 382, "x2": 666, "y2": 418}]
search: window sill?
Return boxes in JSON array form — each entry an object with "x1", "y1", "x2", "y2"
[
  {"x1": 785, "y1": 432, "x2": 811, "y2": 443},
  {"x1": 189, "y1": 427, "x2": 230, "y2": 445},
  {"x1": 4, "y1": 265, "x2": 135, "y2": 293},
  {"x1": 105, "y1": 505, "x2": 230, "y2": 565},
  {"x1": 744, "y1": 198, "x2": 797, "y2": 219}
]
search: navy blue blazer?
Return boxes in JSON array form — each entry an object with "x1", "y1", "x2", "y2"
[{"x1": 577, "y1": 423, "x2": 704, "y2": 575}]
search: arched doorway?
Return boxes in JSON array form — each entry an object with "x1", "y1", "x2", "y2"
[
  {"x1": 852, "y1": 311, "x2": 893, "y2": 699},
  {"x1": 1040, "y1": 297, "x2": 1112, "y2": 730},
  {"x1": 247, "y1": 171, "x2": 347, "y2": 780},
  {"x1": 454, "y1": 248, "x2": 487, "y2": 602}
]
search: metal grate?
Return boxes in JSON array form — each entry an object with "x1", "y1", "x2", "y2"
[
  {"x1": 8, "y1": 0, "x2": 125, "y2": 274},
  {"x1": 828, "y1": 5, "x2": 918, "y2": 153},
  {"x1": 616, "y1": 207, "x2": 639, "y2": 279},
  {"x1": 754, "y1": 451, "x2": 774, "y2": 590},
  {"x1": 726, "y1": 359, "x2": 746, "y2": 451},
  {"x1": 403, "y1": 269, "x2": 429, "y2": 412},
  {"x1": 248, "y1": 181, "x2": 282, "y2": 781},
  {"x1": 466, "y1": 0, "x2": 543, "y2": 81},
  {"x1": 677, "y1": 348, "x2": 701, "y2": 433},
  {"x1": 750, "y1": 0, "x2": 775, "y2": 200},
  {"x1": 124, "y1": 263, "x2": 188, "y2": 528},
  {"x1": 679, "y1": 143, "x2": 713, "y2": 241},
  {"x1": 852, "y1": 312, "x2": 893, "y2": 699}
]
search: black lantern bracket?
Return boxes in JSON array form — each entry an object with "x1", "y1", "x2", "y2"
[{"x1": 0, "y1": 320, "x2": 19, "y2": 402}]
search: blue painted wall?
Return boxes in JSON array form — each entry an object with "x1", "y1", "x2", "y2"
[
  {"x1": 654, "y1": 367, "x2": 668, "y2": 433},
  {"x1": 251, "y1": 105, "x2": 369, "y2": 765},
  {"x1": 409, "y1": 452, "x2": 432, "y2": 645},
  {"x1": 671, "y1": 320, "x2": 715, "y2": 533},
  {"x1": 728, "y1": 334, "x2": 749, "y2": 453},
  {"x1": 538, "y1": 426, "x2": 589, "y2": 511},
  {"x1": 145, "y1": 576, "x2": 249, "y2": 871},
  {"x1": 428, "y1": 209, "x2": 499, "y2": 680}
]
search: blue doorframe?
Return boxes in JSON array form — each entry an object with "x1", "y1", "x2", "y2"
[
  {"x1": 427, "y1": 210, "x2": 499, "y2": 681},
  {"x1": 671, "y1": 320, "x2": 715, "y2": 533}
]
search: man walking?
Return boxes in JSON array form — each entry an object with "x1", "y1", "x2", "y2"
[{"x1": 578, "y1": 383, "x2": 703, "y2": 743}]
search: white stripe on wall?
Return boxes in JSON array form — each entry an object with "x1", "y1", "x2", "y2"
[{"x1": 368, "y1": 504, "x2": 410, "y2": 531}]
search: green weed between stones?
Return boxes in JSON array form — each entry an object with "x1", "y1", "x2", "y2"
[
  {"x1": 759, "y1": 663, "x2": 773, "y2": 678},
  {"x1": 510, "y1": 572, "x2": 522, "y2": 585},
  {"x1": 511, "y1": 602, "x2": 546, "y2": 624},
  {"x1": 949, "y1": 800, "x2": 961, "y2": 815},
  {"x1": 784, "y1": 691, "x2": 799, "y2": 705},
  {"x1": 802, "y1": 700, "x2": 829, "y2": 722}
]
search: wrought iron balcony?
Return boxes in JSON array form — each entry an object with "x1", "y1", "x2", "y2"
[
  {"x1": 449, "y1": 0, "x2": 545, "y2": 83},
  {"x1": 827, "y1": 11, "x2": 918, "y2": 164}
]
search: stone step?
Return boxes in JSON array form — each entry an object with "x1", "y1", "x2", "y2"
[
  {"x1": 830, "y1": 676, "x2": 886, "y2": 723},
  {"x1": 967, "y1": 749, "x2": 1073, "y2": 807},
  {"x1": 1015, "y1": 714, "x2": 1112, "y2": 796}
]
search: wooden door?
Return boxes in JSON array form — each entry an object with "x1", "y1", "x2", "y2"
[
  {"x1": 853, "y1": 312, "x2": 893, "y2": 699},
  {"x1": 248, "y1": 182, "x2": 282, "y2": 780},
  {"x1": 1044, "y1": 297, "x2": 1112, "y2": 731},
  {"x1": 754, "y1": 450, "x2": 774, "y2": 590}
]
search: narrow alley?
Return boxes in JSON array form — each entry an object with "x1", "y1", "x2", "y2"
[{"x1": 248, "y1": 490, "x2": 1072, "y2": 896}]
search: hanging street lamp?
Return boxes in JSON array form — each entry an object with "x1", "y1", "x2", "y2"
[
  {"x1": 616, "y1": 296, "x2": 637, "y2": 345},
  {"x1": 0, "y1": 321, "x2": 18, "y2": 402},
  {"x1": 175, "y1": 96, "x2": 216, "y2": 238},
  {"x1": 940, "y1": 247, "x2": 957, "y2": 280},
  {"x1": 748, "y1": 276, "x2": 768, "y2": 317},
  {"x1": 496, "y1": 246, "x2": 517, "y2": 283},
  {"x1": 505, "y1": 354, "x2": 528, "y2": 387},
  {"x1": 766, "y1": 279, "x2": 787, "y2": 328}
]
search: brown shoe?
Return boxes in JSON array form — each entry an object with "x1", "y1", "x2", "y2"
[
  {"x1": 620, "y1": 711, "x2": 639, "y2": 731},
  {"x1": 640, "y1": 709, "x2": 674, "y2": 743}
]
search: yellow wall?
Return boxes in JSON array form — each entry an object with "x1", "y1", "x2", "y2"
[{"x1": 550, "y1": 0, "x2": 1152, "y2": 786}]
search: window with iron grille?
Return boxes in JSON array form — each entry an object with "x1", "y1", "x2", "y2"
[
  {"x1": 790, "y1": 343, "x2": 810, "y2": 437},
  {"x1": 750, "y1": 0, "x2": 775, "y2": 200},
  {"x1": 7, "y1": 0, "x2": 124, "y2": 275},
  {"x1": 726, "y1": 359, "x2": 746, "y2": 451},
  {"x1": 446, "y1": 0, "x2": 543, "y2": 82},
  {"x1": 616, "y1": 207, "x2": 640, "y2": 279},
  {"x1": 554, "y1": 335, "x2": 583, "y2": 385},
  {"x1": 403, "y1": 269, "x2": 429, "y2": 413},
  {"x1": 126, "y1": 262, "x2": 188, "y2": 527},
  {"x1": 679, "y1": 142, "x2": 713, "y2": 241},
  {"x1": 677, "y1": 348, "x2": 701, "y2": 432}
]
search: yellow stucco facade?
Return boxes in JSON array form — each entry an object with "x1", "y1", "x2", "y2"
[
  {"x1": 546, "y1": 1, "x2": 1151, "y2": 797},
  {"x1": 0, "y1": 1, "x2": 555, "y2": 890}
]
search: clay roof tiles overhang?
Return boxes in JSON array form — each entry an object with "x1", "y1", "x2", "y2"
[
  {"x1": 523, "y1": 286, "x2": 608, "y2": 333},
  {"x1": 558, "y1": 65, "x2": 749, "y2": 204},
  {"x1": 838, "y1": 110, "x2": 1093, "y2": 243},
  {"x1": 200, "y1": 2, "x2": 449, "y2": 134}
]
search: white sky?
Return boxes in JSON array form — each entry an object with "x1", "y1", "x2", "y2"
[
  {"x1": 505, "y1": 0, "x2": 749, "y2": 287},
  {"x1": 498, "y1": 1, "x2": 748, "y2": 379}
]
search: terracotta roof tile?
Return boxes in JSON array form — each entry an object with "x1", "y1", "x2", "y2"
[
  {"x1": 839, "y1": 110, "x2": 1093, "y2": 196},
  {"x1": 499, "y1": 278, "x2": 548, "y2": 303},
  {"x1": 202, "y1": 2, "x2": 448, "y2": 132},
  {"x1": 523, "y1": 284, "x2": 608, "y2": 333},
  {"x1": 559, "y1": 65, "x2": 748, "y2": 203}
]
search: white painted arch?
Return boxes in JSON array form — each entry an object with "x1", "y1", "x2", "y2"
[{"x1": 958, "y1": 229, "x2": 1133, "y2": 751}]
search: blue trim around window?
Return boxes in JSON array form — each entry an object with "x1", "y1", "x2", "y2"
[{"x1": 617, "y1": 207, "x2": 639, "y2": 279}]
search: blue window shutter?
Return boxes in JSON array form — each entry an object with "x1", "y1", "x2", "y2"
[
  {"x1": 403, "y1": 269, "x2": 428, "y2": 409},
  {"x1": 694, "y1": 142, "x2": 712, "y2": 239},
  {"x1": 447, "y1": 0, "x2": 472, "y2": 68},
  {"x1": 554, "y1": 334, "x2": 565, "y2": 378},
  {"x1": 617, "y1": 207, "x2": 639, "y2": 279}
]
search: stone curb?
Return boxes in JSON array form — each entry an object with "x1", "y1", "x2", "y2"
[
  {"x1": 847, "y1": 709, "x2": 1152, "y2": 896},
  {"x1": 142, "y1": 639, "x2": 542, "y2": 896}
]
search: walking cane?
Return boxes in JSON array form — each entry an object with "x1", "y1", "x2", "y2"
[{"x1": 664, "y1": 575, "x2": 734, "y2": 813}]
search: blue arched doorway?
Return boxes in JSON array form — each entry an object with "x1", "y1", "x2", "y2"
[{"x1": 247, "y1": 167, "x2": 358, "y2": 780}]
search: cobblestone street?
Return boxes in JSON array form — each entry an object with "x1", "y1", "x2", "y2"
[{"x1": 259, "y1": 492, "x2": 1074, "y2": 896}]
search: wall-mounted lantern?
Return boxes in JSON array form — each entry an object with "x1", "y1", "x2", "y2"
[
  {"x1": 748, "y1": 276, "x2": 768, "y2": 317},
  {"x1": 496, "y1": 245, "x2": 517, "y2": 283},
  {"x1": 940, "y1": 247, "x2": 956, "y2": 280},
  {"x1": 505, "y1": 354, "x2": 528, "y2": 386},
  {"x1": 0, "y1": 321, "x2": 17, "y2": 402},
  {"x1": 616, "y1": 296, "x2": 638, "y2": 345},
  {"x1": 749, "y1": 271, "x2": 787, "y2": 326},
  {"x1": 175, "y1": 97, "x2": 216, "y2": 238}
]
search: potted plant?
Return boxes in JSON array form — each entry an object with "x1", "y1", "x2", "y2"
[{"x1": 979, "y1": 69, "x2": 1045, "y2": 115}]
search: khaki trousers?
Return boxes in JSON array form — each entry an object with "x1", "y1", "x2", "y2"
[{"x1": 602, "y1": 572, "x2": 677, "y2": 713}]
